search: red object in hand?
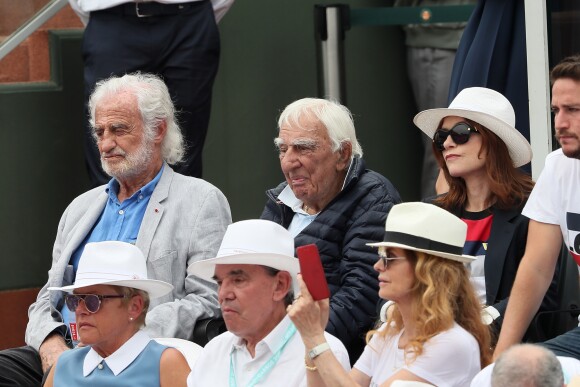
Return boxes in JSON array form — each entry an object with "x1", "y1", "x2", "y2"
[{"x1": 296, "y1": 244, "x2": 330, "y2": 301}]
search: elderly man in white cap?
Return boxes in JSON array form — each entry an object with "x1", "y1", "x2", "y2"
[{"x1": 187, "y1": 219, "x2": 350, "y2": 387}]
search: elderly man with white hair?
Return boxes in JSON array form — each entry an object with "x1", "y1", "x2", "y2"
[
  {"x1": 188, "y1": 219, "x2": 350, "y2": 386},
  {"x1": 261, "y1": 98, "x2": 402, "y2": 360},
  {"x1": 0, "y1": 72, "x2": 231, "y2": 386},
  {"x1": 470, "y1": 343, "x2": 580, "y2": 387}
]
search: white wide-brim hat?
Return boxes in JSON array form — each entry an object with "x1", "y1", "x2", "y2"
[
  {"x1": 189, "y1": 219, "x2": 301, "y2": 295},
  {"x1": 48, "y1": 241, "x2": 173, "y2": 299},
  {"x1": 413, "y1": 87, "x2": 532, "y2": 167},
  {"x1": 368, "y1": 202, "x2": 475, "y2": 263}
]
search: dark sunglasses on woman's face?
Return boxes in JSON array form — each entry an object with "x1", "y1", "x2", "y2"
[
  {"x1": 377, "y1": 248, "x2": 406, "y2": 269},
  {"x1": 65, "y1": 294, "x2": 126, "y2": 314},
  {"x1": 433, "y1": 122, "x2": 479, "y2": 151}
]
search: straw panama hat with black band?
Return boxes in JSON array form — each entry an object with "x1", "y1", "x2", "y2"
[
  {"x1": 48, "y1": 241, "x2": 173, "y2": 299},
  {"x1": 413, "y1": 86, "x2": 532, "y2": 168},
  {"x1": 367, "y1": 202, "x2": 475, "y2": 263},
  {"x1": 189, "y1": 219, "x2": 301, "y2": 295}
]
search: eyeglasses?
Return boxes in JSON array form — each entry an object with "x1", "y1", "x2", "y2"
[
  {"x1": 64, "y1": 294, "x2": 126, "y2": 314},
  {"x1": 377, "y1": 249, "x2": 406, "y2": 269},
  {"x1": 433, "y1": 122, "x2": 479, "y2": 151}
]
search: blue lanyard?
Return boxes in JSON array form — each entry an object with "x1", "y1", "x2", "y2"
[{"x1": 229, "y1": 322, "x2": 297, "y2": 387}]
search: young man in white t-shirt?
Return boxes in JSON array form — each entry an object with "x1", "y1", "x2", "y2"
[{"x1": 494, "y1": 54, "x2": 580, "y2": 360}]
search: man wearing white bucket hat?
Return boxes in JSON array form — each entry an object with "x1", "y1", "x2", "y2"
[
  {"x1": 413, "y1": 86, "x2": 560, "y2": 341},
  {"x1": 495, "y1": 55, "x2": 580, "y2": 360},
  {"x1": 44, "y1": 241, "x2": 190, "y2": 386},
  {"x1": 187, "y1": 219, "x2": 349, "y2": 387},
  {"x1": 0, "y1": 73, "x2": 231, "y2": 386}
]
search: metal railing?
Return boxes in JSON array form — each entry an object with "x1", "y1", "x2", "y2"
[
  {"x1": 314, "y1": 5, "x2": 475, "y2": 104},
  {"x1": 349, "y1": 5, "x2": 475, "y2": 26},
  {"x1": 314, "y1": 2, "x2": 552, "y2": 178},
  {"x1": 0, "y1": 0, "x2": 69, "y2": 61}
]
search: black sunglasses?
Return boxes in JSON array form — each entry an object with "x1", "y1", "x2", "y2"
[
  {"x1": 433, "y1": 122, "x2": 479, "y2": 151},
  {"x1": 65, "y1": 294, "x2": 126, "y2": 314},
  {"x1": 377, "y1": 248, "x2": 406, "y2": 269}
]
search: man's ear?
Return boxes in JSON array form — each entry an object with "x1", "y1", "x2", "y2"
[
  {"x1": 153, "y1": 120, "x2": 168, "y2": 144},
  {"x1": 272, "y1": 271, "x2": 292, "y2": 302},
  {"x1": 336, "y1": 141, "x2": 352, "y2": 170}
]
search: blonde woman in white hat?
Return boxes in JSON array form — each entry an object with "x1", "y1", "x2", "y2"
[
  {"x1": 414, "y1": 87, "x2": 560, "y2": 340},
  {"x1": 44, "y1": 241, "x2": 190, "y2": 387},
  {"x1": 288, "y1": 202, "x2": 491, "y2": 387}
]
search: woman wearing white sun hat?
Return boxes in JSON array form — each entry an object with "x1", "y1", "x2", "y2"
[
  {"x1": 288, "y1": 202, "x2": 491, "y2": 387},
  {"x1": 44, "y1": 241, "x2": 189, "y2": 387},
  {"x1": 414, "y1": 86, "x2": 560, "y2": 341}
]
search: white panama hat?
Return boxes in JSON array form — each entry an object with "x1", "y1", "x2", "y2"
[
  {"x1": 48, "y1": 241, "x2": 173, "y2": 299},
  {"x1": 413, "y1": 87, "x2": 532, "y2": 167},
  {"x1": 368, "y1": 202, "x2": 475, "y2": 263},
  {"x1": 189, "y1": 219, "x2": 301, "y2": 295}
]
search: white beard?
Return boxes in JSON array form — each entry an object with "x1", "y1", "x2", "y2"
[{"x1": 101, "y1": 137, "x2": 154, "y2": 180}]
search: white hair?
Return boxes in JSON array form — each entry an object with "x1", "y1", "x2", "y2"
[
  {"x1": 88, "y1": 72, "x2": 185, "y2": 165},
  {"x1": 491, "y1": 344, "x2": 564, "y2": 387},
  {"x1": 277, "y1": 98, "x2": 363, "y2": 159}
]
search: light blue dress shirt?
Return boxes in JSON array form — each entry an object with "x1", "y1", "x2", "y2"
[{"x1": 60, "y1": 166, "x2": 164, "y2": 340}]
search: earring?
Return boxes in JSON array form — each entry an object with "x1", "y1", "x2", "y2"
[{"x1": 129, "y1": 317, "x2": 134, "y2": 321}]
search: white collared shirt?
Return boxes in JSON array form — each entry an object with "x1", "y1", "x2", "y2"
[
  {"x1": 278, "y1": 185, "x2": 318, "y2": 238},
  {"x1": 188, "y1": 315, "x2": 350, "y2": 387},
  {"x1": 277, "y1": 160, "x2": 353, "y2": 238},
  {"x1": 83, "y1": 330, "x2": 151, "y2": 376},
  {"x1": 68, "y1": 0, "x2": 235, "y2": 25}
]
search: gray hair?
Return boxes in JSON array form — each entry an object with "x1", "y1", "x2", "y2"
[
  {"x1": 262, "y1": 266, "x2": 294, "y2": 307},
  {"x1": 491, "y1": 344, "x2": 563, "y2": 387},
  {"x1": 88, "y1": 72, "x2": 185, "y2": 165},
  {"x1": 277, "y1": 98, "x2": 363, "y2": 159}
]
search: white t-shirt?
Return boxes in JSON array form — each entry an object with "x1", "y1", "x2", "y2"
[
  {"x1": 523, "y1": 149, "x2": 580, "y2": 266},
  {"x1": 187, "y1": 316, "x2": 350, "y2": 387},
  {"x1": 354, "y1": 323, "x2": 481, "y2": 387}
]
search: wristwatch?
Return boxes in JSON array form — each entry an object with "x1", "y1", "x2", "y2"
[{"x1": 308, "y1": 342, "x2": 330, "y2": 360}]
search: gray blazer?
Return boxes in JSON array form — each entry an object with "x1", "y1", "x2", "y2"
[{"x1": 25, "y1": 165, "x2": 231, "y2": 350}]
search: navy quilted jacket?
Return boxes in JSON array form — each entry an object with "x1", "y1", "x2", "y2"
[{"x1": 260, "y1": 157, "x2": 401, "y2": 361}]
